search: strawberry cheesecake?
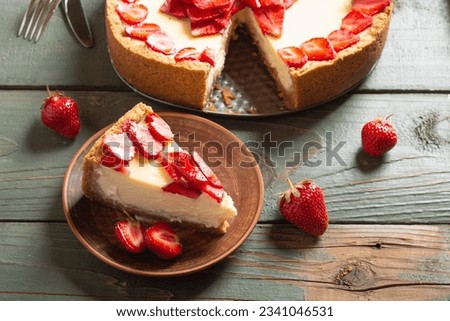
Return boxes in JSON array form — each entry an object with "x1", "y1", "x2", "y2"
[
  {"x1": 106, "y1": 0, "x2": 393, "y2": 111},
  {"x1": 82, "y1": 103, "x2": 238, "y2": 234}
]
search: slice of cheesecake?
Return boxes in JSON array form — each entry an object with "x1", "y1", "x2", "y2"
[{"x1": 82, "y1": 103, "x2": 237, "y2": 234}]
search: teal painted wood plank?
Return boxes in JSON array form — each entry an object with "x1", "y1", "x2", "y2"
[
  {"x1": 0, "y1": 223, "x2": 448, "y2": 300},
  {"x1": 0, "y1": 91, "x2": 449, "y2": 224},
  {"x1": 0, "y1": 0, "x2": 449, "y2": 91}
]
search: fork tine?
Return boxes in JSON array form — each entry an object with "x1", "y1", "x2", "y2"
[
  {"x1": 17, "y1": 0, "x2": 38, "y2": 37},
  {"x1": 33, "y1": 0, "x2": 62, "y2": 42},
  {"x1": 27, "y1": 0, "x2": 50, "y2": 41},
  {"x1": 23, "y1": 0, "x2": 45, "y2": 39}
]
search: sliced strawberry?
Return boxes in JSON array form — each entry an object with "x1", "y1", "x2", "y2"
[
  {"x1": 145, "y1": 31, "x2": 176, "y2": 55},
  {"x1": 114, "y1": 219, "x2": 146, "y2": 254},
  {"x1": 103, "y1": 132, "x2": 136, "y2": 162},
  {"x1": 191, "y1": 0, "x2": 233, "y2": 10},
  {"x1": 300, "y1": 37, "x2": 336, "y2": 61},
  {"x1": 171, "y1": 151, "x2": 209, "y2": 187},
  {"x1": 252, "y1": 6, "x2": 284, "y2": 37},
  {"x1": 353, "y1": 0, "x2": 391, "y2": 16},
  {"x1": 122, "y1": 0, "x2": 137, "y2": 3},
  {"x1": 341, "y1": 10, "x2": 373, "y2": 35},
  {"x1": 187, "y1": 6, "x2": 225, "y2": 22},
  {"x1": 160, "y1": 151, "x2": 183, "y2": 180},
  {"x1": 198, "y1": 47, "x2": 216, "y2": 66},
  {"x1": 100, "y1": 154, "x2": 130, "y2": 174},
  {"x1": 259, "y1": 0, "x2": 284, "y2": 7},
  {"x1": 159, "y1": 0, "x2": 188, "y2": 19},
  {"x1": 201, "y1": 183, "x2": 224, "y2": 203},
  {"x1": 125, "y1": 23, "x2": 161, "y2": 41},
  {"x1": 145, "y1": 113, "x2": 174, "y2": 142},
  {"x1": 328, "y1": 29, "x2": 360, "y2": 52},
  {"x1": 144, "y1": 222, "x2": 182, "y2": 259},
  {"x1": 124, "y1": 120, "x2": 163, "y2": 159},
  {"x1": 116, "y1": 3, "x2": 148, "y2": 25},
  {"x1": 174, "y1": 47, "x2": 201, "y2": 62},
  {"x1": 162, "y1": 181, "x2": 202, "y2": 199},
  {"x1": 191, "y1": 151, "x2": 223, "y2": 188},
  {"x1": 277, "y1": 46, "x2": 308, "y2": 68},
  {"x1": 191, "y1": 16, "x2": 230, "y2": 37}
]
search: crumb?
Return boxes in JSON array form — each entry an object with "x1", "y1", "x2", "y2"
[
  {"x1": 208, "y1": 104, "x2": 217, "y2": 111},
  {"x1": 247, "y1": 107, "x2": 258, "y2": 114},
  {"x1": 221, "y1": 87, "x2": 236, "y2": 108},
  {"x1": 214, "y1": 83, "x2": 222, "y2": 91}
]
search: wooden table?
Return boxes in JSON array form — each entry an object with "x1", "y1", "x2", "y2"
[{"x1": 0, "y1": 0, "x2": 449, "y2": 300}]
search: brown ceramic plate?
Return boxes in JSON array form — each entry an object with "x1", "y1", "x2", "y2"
[{"x1": 62, "y1": 112, "x2": 264, "y2": 277}]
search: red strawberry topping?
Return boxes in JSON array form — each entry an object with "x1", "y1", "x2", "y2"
[
  {"x1": 103, "y1": 132, "x2": 136, "y2": 162},
  {"x1": 160, "y1": 0, "x2": 188, "y2": 19},
  {"x1": 125, "y1": 23, "x2": 161, "y2": 41},
  {"x1": 201, "y1": 183, "x2": 224, "y2": 203},
  {"x1": 100, "y1": 154, "x2": 130, "y2": 174},
  {"x1": 144, "y1": 222, "x2": 182, "y2": 259},
  {"x1": 192, "y1": 0, "x2": 234, "y2": 10},
  {"x1": 277, "y1": 46, "x2": 308, "y2": 68},
  {"x1": 341, "y1": 10, "x2": 373, "y2": 35},
  {"x1": 279, "y1": 179, "x2": 329, "y2": 237},
  {"x1": 170, "y1": 151, "x2": 209, "y2": 186},
  {"x1": 191, "y1": 151, "x2": 223, "y2": 188},
  {"x1": 40, "y1": 89, "x2": 80, "y2": 139},
  {"x1": 174, "y1": 47, "x2": 201, "y2": 62},
  {"x1": 116, "y1": 3, "x2": 148, "y2": 25},
  {"x1": 124, "y1": 120, "x2": 163, "y2": 159},
  {"x1": 353, "y1": 0, "x2": 391, "y2": 16},
  {"x1": 114, "y1": 219, "x2": 146, "y2": 253},
  {"x1": 162, "y1": 180, "x2": 202, "y2": 199},
  {"x1": 252, "y1": 6, "x2": 284, "y2": 37},
  {"x1": 327, "y1": 29, "x2": 360, "y2": 52},
  {"x1": 145, "y1": 31, "x2": 176, "y2": 55},
  {"x1": 300, "y1": 38, "x2": 336, "y2": 61},
  {"x1": 199, "y1": 47, "x2": 216, "y2": 66},
  {"x1": 361, "y1": 116, "x2": 397, "y2": 157},
  {"x1": 145, "y1": 113, "x2": 174, "y2": 142}
]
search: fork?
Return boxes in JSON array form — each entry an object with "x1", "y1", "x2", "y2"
[{"x1": 17, "y1": 0, "x2": 61, "y2": 42}]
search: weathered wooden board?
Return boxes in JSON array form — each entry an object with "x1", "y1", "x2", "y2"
[
  {"x1": 0, "y1": 0, "x2": 449, "y2": 91},
  {"x1": 0, "y1": 91, "x2": 448, "y2": 224},
  {"x1": 0, "y1": 223, "x2": 448, "y2": 300}
]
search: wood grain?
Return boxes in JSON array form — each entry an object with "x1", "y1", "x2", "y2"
[{"x1": 0, "y1": 223, "x2": 447, "y2": 300}]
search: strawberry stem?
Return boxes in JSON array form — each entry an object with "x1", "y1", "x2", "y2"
[
  {"x1": 46, "y1": 85, "x2": 51, "y2": 97},
  {"x1": 286, "y1": 178, "x2": 300, "y2": 197}
]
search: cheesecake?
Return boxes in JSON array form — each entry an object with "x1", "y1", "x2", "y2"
[
  {"x1": 82, "y1": 103, "x2": 238, "y2": 234},
  {"x1": 106, "y1": 0, "x2": 393, "y2": 111}
]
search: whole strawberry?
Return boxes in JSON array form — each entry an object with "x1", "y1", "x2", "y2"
[
  {"x1": 361, "y1": 116, "x2": 397, "y2": 157},
  {"x1": 41, "y1": 87, "x2": 80, "y2": 139},
  {"x1": 279, "y1": 179, "x2": 329, "y2": 237}
]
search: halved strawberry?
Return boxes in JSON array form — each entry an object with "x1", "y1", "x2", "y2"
[
  {"x1": 191, "y1": 17, "x2": 229, "y2": 37},
  {"x1": 341, "y1": 10, "x2": 373, "y2": 35},
  {"x1": 124, "y1": 120, "x2": 163, "y2": 159},
  {"x1": 162, "y1": 180, "x2": 202, "y2": 199},
  {"x1": 114, "y1": 219, "x2": 146, "y2": 253},
  {"x1": 252, "y1": 6, "x2": 284, "y2": 37},
  {"x1": 353, "y1": 0, "x2": 391, "y2": 16},
  {"x1": 191, "y1": 0, "x2": 233, "y2": 10},
  {"x1": 191, "y1": 151, "x2": 223, "y2": 188},
  {"x1": 186, "y1": 6, "x2": 225, "y2": 23},
  {"x1": 145, "y1": 31, "x2": 176, "y2": 55},
  {"x1": 125, "y1": 23, "x2": 161, "y2": 41},
  {"x1": 259, "y1": 0, "x2": 284, "y2": 7},
  {"x1": 245, "y1": 0, "x2": 262, "y2": 8},
  {"x1": 300, "y1": 37, "x2": 336, "y2": 61},
  {"x1": 199, "y1": 47, "x2": 216, "y2": 66},
  {"x1": 103, "y1": 132, "x2": 136, "y2": 162},
  {"x1": 145, "y1": 113, "x2": 174, "y2": 142},
  {"x1": 116, "y1": 3, "x2": 148, "y2": 25},
  {"x1": 160, "y1": 0, "x2": 188, "y2": 19},
  {"x1": 328, "y1": 29, "x2": 360, "y2": 52},
  {"x1": 277, "y1": 46, "x2": 308, "y2": 68},
  {"x1": 174, "y1": 47, "x2": 201, "y2": 62},
  {"x1": 144, "y1": 222, "x2": 182, "y2": 259}
]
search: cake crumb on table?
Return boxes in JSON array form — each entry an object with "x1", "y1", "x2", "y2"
[{"x1": 222, "y1": 87, "x2": 236, "y2": 108}]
